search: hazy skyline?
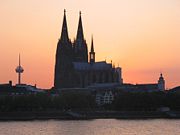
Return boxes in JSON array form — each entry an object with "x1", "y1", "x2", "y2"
[{"x1": 0, "y1": 0, "x2": 180, "y2": 88}]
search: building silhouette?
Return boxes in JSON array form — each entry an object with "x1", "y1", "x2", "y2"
[
  {"x1": 124, "y1": 73, "x2": 166, "y2": 91},
  {"x1": 54, "y1": 10, "x2": 123, "y2": 88},
  {"x1": 158, "y1": 73, "x2": 165, "y2": 91}
]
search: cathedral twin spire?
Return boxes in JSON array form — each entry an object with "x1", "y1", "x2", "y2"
[
  {"x1": 55, "y1": 10, "x2": 96, "y2": 88},
  {"x1": 60, "y1": 9, "x2": 69, "y2": 42},
  {"x1": 60, "y1": 10, "x2": 84, "y2": 44},
  {"x1": 59, "y1": 9, "x2": 95, "y2": 63},
  {"x1": 76, "y1": 11, "x2": 84, "y2": 41}
]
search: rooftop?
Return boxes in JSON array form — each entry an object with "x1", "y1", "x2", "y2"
[{"x1": 73, "y1": 61, "x2": 113, "y2": 71}]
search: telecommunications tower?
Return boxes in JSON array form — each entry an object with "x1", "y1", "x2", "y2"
[{"x1": 15, "y1": 54, "x2": 24, "y2": 85}]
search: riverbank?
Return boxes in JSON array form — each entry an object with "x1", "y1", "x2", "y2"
[{"x1": 0, "y1": 111, "x2": 180, "y2": 121}]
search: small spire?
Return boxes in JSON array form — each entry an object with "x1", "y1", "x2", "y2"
[
  {"x1": 64, "y1": 9, "x2": 66, "y2": 14},
  {"x1": 79, "y1": 11, "x2": 81, "y2": 16},
  {"x1": 91, "y1": 35, "x2": 94, "y2": 52}
]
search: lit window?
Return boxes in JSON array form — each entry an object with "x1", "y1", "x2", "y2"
[{"x1": 90, "y1": 54, "x2": 94, "y2": 59}]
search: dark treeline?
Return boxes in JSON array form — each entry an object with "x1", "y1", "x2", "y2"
[
  {"x1": 0, "y1": 92, "x2": 96, "y2": 112},
  {"x1": 110, "y1": 91, "x2": 180, "y2": 111},
  {"x1": 0, "y1": 91, "x2": 180, "y2": 112}
]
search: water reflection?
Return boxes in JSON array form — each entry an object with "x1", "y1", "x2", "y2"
[{"x1": 0, "y1": 119, "x2": 179, "y2": 135}]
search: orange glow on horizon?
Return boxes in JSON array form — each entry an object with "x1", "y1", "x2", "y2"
[{"x1": 0, "y1": 0, "x2": 180, "y2": 89}]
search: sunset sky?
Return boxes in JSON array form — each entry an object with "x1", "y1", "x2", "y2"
[{"x1": 0, "y1": 0, "x2": 180, "y2": 89}]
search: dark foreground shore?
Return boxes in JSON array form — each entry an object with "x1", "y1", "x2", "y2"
[{"x1": 0, "y1": 111, "x2": 180, "y2": 121}]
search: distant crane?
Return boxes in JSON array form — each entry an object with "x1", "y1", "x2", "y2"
[{"x1": 15, "y1": 54, "x2": 24, "y2": 85}]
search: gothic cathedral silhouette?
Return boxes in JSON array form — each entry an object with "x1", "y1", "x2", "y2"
[{"x1": 54, "y1": 10, "x2": 123, "y2": 88}]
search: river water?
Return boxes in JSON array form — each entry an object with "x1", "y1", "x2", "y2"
[{"x1": 0, "y1": 119, "x2": 179, "y2": 135}]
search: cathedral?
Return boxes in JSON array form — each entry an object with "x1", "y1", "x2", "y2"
[{"x1": 54, "y1": 10, "x2": 123, "y2": 89}]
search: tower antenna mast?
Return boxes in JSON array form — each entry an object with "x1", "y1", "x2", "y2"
[{"x1": 15, "y1": 54, "x2": 24, "y2": 85}]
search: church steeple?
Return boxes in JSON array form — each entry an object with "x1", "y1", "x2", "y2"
[
  {"x1": 54, "y1": 9, "x2": 73, "y2": 88},
  {"x1": 89, "y1": 36, "x2": 95, "y2": 63},
  {"x1": 73, "y1": 11, "x2": 88, "y2": 62},
  {"x1": 76, "y1": 11, "x2": 84, "y2": 40},
  {"x1": 60, "y1": 9, "x2": 69, "y2": 42}
]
